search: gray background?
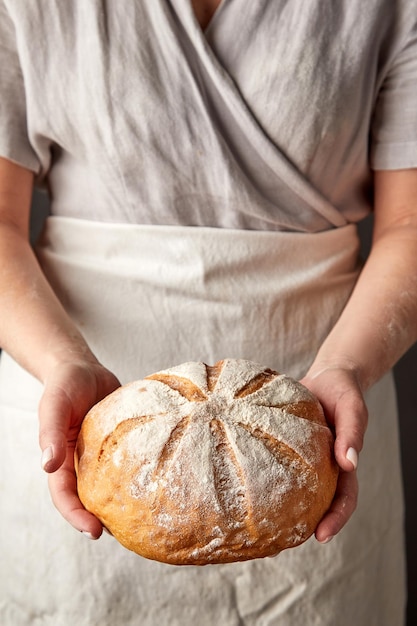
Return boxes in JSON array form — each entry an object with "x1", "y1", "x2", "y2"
[{"x1": 30, "y1": 191, "x2": 417, "y2": 624}]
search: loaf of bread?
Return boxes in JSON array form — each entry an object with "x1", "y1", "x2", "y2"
[{"x1": 75, "y1": 359, "x2": 338, "y2": 565}]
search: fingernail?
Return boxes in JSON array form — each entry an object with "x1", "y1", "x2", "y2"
[
  {"x1": 320, "y1": 535, "x2": 335, "y2": 544},
  {"x1": 267, "y1": 550, "x2": 281, "y2": 559},
  {"x1": 82, "y1": 531, "x2": 97, "y2": 540},
  {"x1": 41, "y1": 446, "x2": 53, "y2": 470},
  {"x1": 346, "y1": 447, "x2": 358, "y2": 470}
]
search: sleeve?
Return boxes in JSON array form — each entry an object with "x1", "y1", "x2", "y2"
[
  {"x1": 370, "y1": 14, "x2": 417, "y2": 170},
  {"x1": 0, "y1": 1, "x2": 40, "y2": 172}
]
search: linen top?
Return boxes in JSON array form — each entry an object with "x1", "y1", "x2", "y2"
[{"x1": 0, "y1": 0, "x2": 416, "y2": 231}]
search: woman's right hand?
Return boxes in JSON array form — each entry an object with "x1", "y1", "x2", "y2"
[
  {"x1": 0, "y1": 158, "x2": 121, "y2": 539},
  {"x1": 38, "y1": 356, "x2": 120, "y2": 539}
]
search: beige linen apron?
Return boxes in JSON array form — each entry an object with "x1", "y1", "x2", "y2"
[{"x1": 0, "y1": 217, "x2": 406, "y2": 625}]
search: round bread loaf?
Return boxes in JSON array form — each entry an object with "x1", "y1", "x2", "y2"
[{"x1": 75, "y1": 359, "x2": 338, "y2": 565}]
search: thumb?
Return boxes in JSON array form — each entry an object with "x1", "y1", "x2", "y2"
[
  {"x1": 332, "y1": 387, "x2": 368, "y2": 472},
  {"x1": 301, "y1": 368, "x2": 368, "y2": 473},
  {"x1": 38, "y1": 385, "x2": 72, "y2": 473}
]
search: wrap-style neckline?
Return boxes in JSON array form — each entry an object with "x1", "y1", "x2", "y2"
[
  {"x1": 168, "y1": 0, "x2": 347, "y2": 229},
  {"x1": 190, "y1": 0, "x2": 227, "y2": 33}
]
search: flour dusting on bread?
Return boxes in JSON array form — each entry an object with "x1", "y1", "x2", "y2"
[{"x1": 75, "y1": 359, "x2": 338, "y2": 565}]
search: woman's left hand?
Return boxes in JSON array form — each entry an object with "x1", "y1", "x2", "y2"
[
  {"x1": 300, "y1": 364, "x2": 368, "y2": 543},
  {"x1": 300, "y1": 169, "x2": 417, "y2": 542}
]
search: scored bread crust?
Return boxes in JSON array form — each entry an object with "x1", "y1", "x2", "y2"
[{"x1": 75, "y1": 359, "x2": 338, "y2": 565}]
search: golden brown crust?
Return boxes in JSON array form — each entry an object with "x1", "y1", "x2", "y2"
[{"x1": 75, "y1": 359, "x2": 338, "y2": 565}]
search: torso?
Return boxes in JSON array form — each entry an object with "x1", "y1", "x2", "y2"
[
  {"x1": 191, "y1": 0, "x2": 222, "y2": 29},
  {"x1": 6, "y1": 0, "x2": 409, "y2": 230}
]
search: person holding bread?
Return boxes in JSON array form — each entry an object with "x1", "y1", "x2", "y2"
[{"x1": 0, "y1": 1, "x2": 416, "y2": 624}]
